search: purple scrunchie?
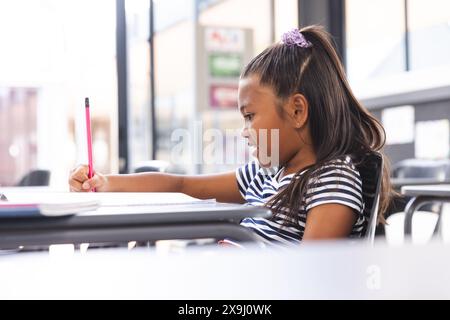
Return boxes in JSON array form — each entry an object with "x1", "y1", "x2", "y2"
[{"x1": 281, "y1": 29, "x2": 312, "y2": 48}]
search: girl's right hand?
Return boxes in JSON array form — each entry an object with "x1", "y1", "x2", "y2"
[{"x1": 68, "y1": 165, "x2": 108, "y2": 192}]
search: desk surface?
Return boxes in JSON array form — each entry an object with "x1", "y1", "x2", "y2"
[
  {"x1": 0, "y1": 188, "x2": 271, "y2": 229},
  {"x1": 0, "y1": 202, "x2": 271, "y2": 231},
  {"x1": 1, "y1": 240, "x2": 450, "y2": 299},
  {"x1": 401, "y1": 184, "x2": 450, "y2": 197},
  {"x1": 0, "y1": 189, "x2": 271, "y2": 247}
]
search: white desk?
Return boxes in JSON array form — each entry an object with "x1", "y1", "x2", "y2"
[
  {"x1": 0, "y1": 188, "x2": 271, "y2": 247},
  {"x1": 1, "y1": 240, "x2": 450, "y2": 299},
  {"x1": 401, "y1": 184, "x2": 450, "y2": 197}
]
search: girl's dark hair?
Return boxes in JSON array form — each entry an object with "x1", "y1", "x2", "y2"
[{"x1": 241, "y1": 25, "x2": 392, "y2": 226}]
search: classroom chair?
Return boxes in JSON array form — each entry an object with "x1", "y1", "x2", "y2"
[
  {"x1": 16, "y1": 169, "x2": 50, "y2": 187},
  {"x1": 355, "y1": 151, "x2": 383, "y2": 244},
  {"x1": 385, "y1": 159, "x2": 450, "y2": 245}
]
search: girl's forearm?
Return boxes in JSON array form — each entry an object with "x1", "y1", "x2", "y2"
[
  {"x1": 104, "y1": 172, "x2": 183, "y2": 192},
  {"x1": 101, "y1": 171, "x2": 243, "y2": 203}
]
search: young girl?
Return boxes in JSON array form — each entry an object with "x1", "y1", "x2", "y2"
[{"x1": 69, "y1": 25, "x2": 392, "y2": 246}]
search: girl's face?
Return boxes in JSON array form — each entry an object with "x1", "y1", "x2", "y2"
[{"x1": 238, "y1": 76, "x2": 306, "y2": 168}]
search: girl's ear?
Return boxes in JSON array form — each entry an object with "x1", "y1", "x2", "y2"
[{"x1": 286, "y1": 93, "x2": 309, "y2": 128}]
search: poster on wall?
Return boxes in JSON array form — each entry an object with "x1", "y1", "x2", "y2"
[{"x1": 205, "y1": 27, "x2": 244, "y2": 52}]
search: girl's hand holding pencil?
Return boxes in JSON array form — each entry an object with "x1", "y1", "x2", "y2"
[{"x1": 69, "y1": 165, "x2": 108, "y2": 192}]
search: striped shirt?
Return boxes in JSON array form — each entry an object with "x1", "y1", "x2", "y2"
[{"x1": 234, "y1": 156, "x2": 365, "y2": 246}]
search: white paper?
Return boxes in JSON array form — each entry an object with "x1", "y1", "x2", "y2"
[
  {"x1": 415, "y1": 119, "x2": 450, "y2": 159},
  {"x1": 381, "y1": 105, "x2": 415, "y2": 145}
]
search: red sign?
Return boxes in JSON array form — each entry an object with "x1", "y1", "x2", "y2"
[{"x1": 209, "y1": 84, "x2": 238, "y2": 109}]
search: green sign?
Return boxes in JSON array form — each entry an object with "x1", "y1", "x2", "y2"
[{"x1": 209, "y1": 53, "x2": 241, "y2": 78}]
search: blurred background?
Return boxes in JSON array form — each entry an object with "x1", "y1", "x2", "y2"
[{"x1": 0, "y1": 0, "x2": 449, "y2": 191}]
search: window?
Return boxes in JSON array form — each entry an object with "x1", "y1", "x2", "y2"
[
  {"x1": 125, "y1": 0, "x2": 153, "y2": 171},
  {"x1": 0, "y1": 0, "x2": 118, "y2": 187},
  {"x1": 408, "y1": 0, "x2": 450, "y2": 71},
  {"x1": 346, "y1": 0, "x2": 450, "y2": 97},
  {"x1": 346, "y1": 0, "x2": 406, "y2": 84},
  {"x1": 151, "y1": 0, "x2": 297, "y2": 174},
  {"x1": 152, "y1": 0, "x2": 196, "y2": 174}
]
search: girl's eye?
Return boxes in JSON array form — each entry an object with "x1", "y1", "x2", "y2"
[{"x1": 244, "y1": 114, "x2": 254, "y2": 121}]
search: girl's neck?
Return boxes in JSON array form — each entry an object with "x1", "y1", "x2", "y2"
[{"x1": 282, "y1": 147, "x2": 317, "y2": 177}]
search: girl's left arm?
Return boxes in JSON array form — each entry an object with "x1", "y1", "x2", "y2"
[{"x1": 302, "y1": 204, "x2": 357, "y2": 240}]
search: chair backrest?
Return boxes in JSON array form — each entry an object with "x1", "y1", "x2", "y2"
[
  {"x1": 355, "y1": 152, "x2": 383, "y2": 243},
  {"x1": 16, "y1": 170, "x2": 51, "y2": 186}
]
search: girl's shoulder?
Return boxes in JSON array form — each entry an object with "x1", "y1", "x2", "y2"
[
  {"x1": 311, "y1": 155, "x2": 362, "y2": 182},
  {"x1": 304, "y1": 155, "x2": 364, "y2": 214},
  {"x1": 317, "y1": 155, "x2": 358, "y2": 169}
]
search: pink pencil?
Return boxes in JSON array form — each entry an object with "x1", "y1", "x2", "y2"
[{"x1": 85, "y1": 97, "x2": 96, "y2": 192}]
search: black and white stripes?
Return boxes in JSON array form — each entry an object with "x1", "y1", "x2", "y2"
[{"x1": 234, "y1": 156, "x2": 365, "y2": 246}]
